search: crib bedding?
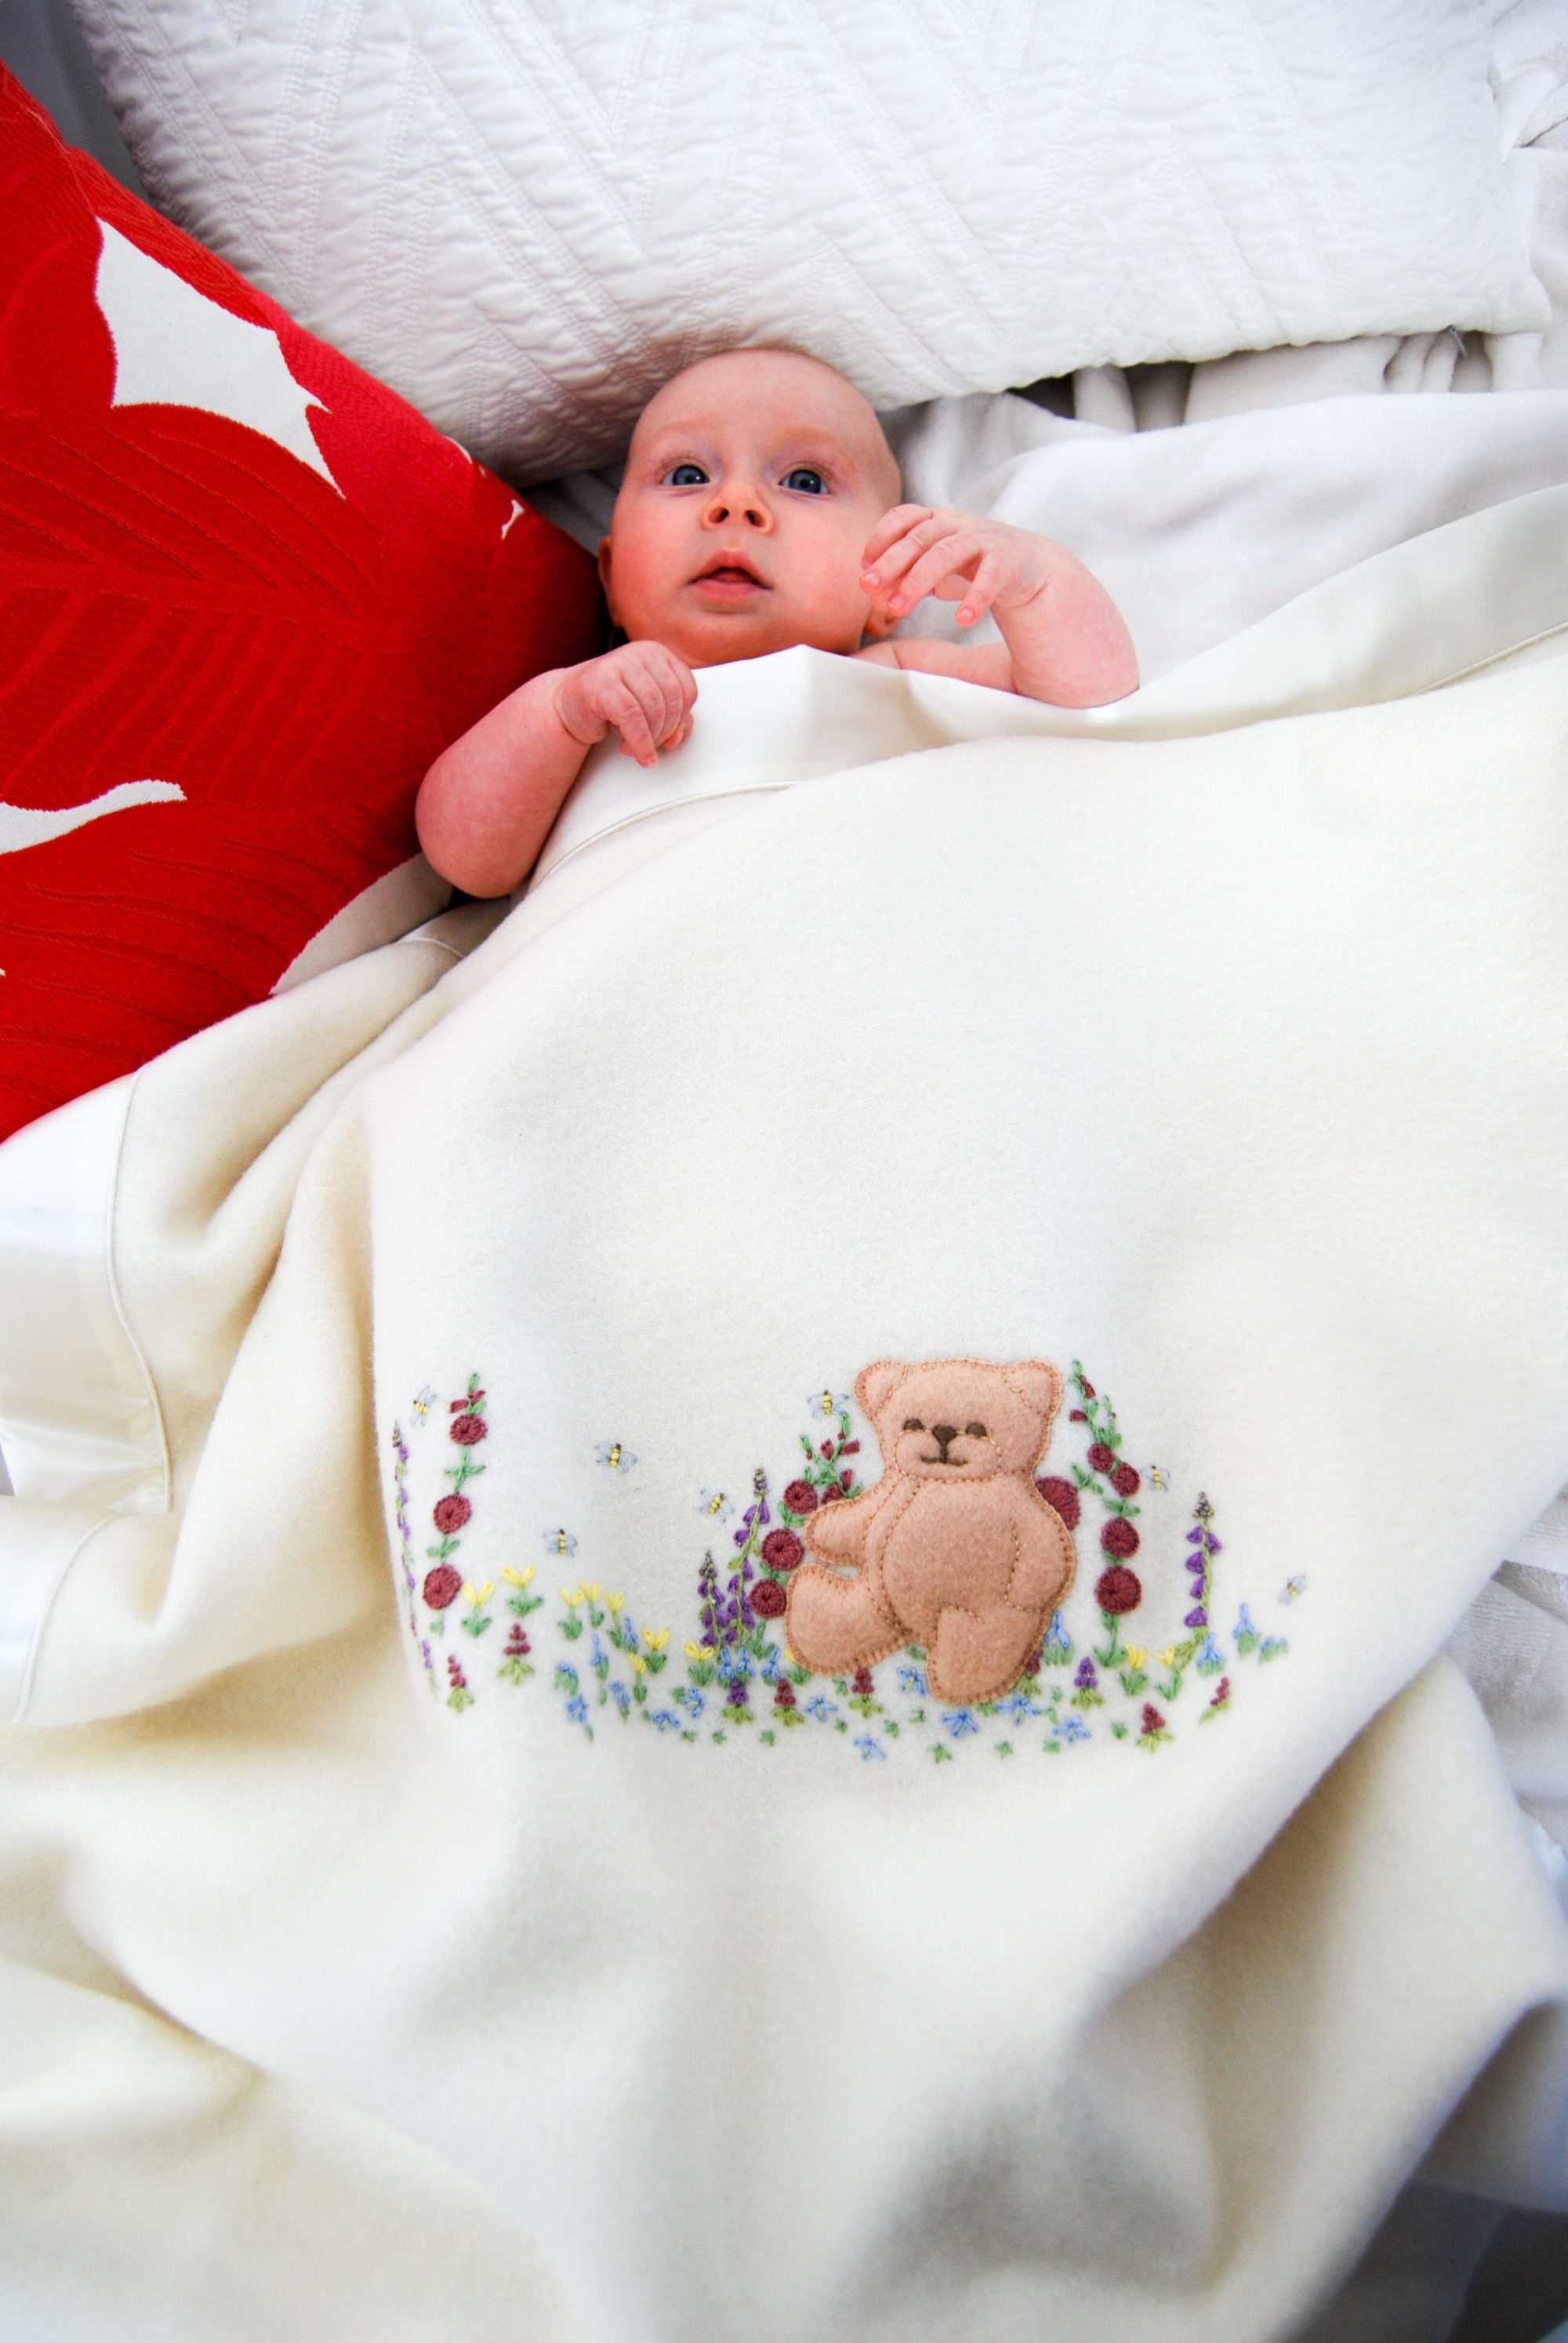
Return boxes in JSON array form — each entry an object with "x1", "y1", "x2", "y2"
[{"x1": 1, "y1": 474, "x2": 1566, "y2": 2342}]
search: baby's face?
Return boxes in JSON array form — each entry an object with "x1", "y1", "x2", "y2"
[{"x1": 600, "y1": 351, "x2": 899, "y2": 667}]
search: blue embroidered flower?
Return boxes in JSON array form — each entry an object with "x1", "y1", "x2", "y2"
[
  {"x1": 1196, "y1": 1633, "x2": 1224, "y2": 1672},
  {"x1": 943, "y1": 1708, "x2": 979, "y2": 1739},
  {"x1": 1042, "y1": 1609, "x2": 1072, "y2": 1661},
  {"x1": 1059, "y1": 1713, "x2": 1090, "y2": 1744},
  {"x1": 1234, "y1": 1604, "x2": 1258, "y2": 1651},
  {"x1": 649, "y1": 1708, "x2": 681, "y2": 1732},
  {"x1": 719, "y1": 1645, "x2": 753, "y2": 1683},
  {"x1": 609, "y1": 1681, "x2": 631, "y2": 1716},
  {"x1": 804, "y1": 1695, "x2": 838, "y2": 1724},
  {"x1": 1000, "y1": 1691, "x2": 1041, "y2": 1724},
  {"x1": 898, "y1": 1663, "x2": 928, "y2": 1697},
  {"x1": 673, "y1": 1685, "x2": 706, "y2": 1719},
  {"x1": 855, "y1": 1735, "x2": 887, "y2": 1760},
  {"x1": 565, "y1": 1694, "x2": 590, "y2": 1726},
  {"x1": 760, "y1": 1644, "x2": 782, "y2": 1683}
]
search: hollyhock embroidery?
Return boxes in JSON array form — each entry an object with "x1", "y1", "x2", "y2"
[{"x1": 389, "y1": 1363, "x2": 1301, "y2": 1753}]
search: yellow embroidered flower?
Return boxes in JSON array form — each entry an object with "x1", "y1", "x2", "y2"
[
  {"x1": 629, "y1": 1653, "x2": 646, "y2": 1674},
  {"x1": 644, "y1": 1629, "x2": 670, "y2": 1651},
  {"x1": 1159, "y1": 1645, "x2": 1179, "y2": 1669},
  {"x1": 560, "y1": 1586, "x2": 579, "y2": 1605},
  {"x1": 501, "y1": 1564, "x2": 535, "y2": 1588},
  {"x1": 464, "y1": 1581, "x2": 494, "y2": 1606},
  {"x1": 1124, "y1": 1645, "x2": 1145, "y2": 1671},
  {"x1": 605, "y1": 1591, "x2": 624, "y2": 1614},
  {"x1": 685, "y1": 1640, "x2": 715, "y2": 1662},
  {"x1": 582, "y1": 1582, "x2": 601, "y2": 1602}
]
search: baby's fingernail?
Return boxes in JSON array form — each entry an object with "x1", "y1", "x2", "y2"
[
  {"x1": 887, "y1": 594, "x2": 906, "y2": 612},
  {"x1": 958, "y1": 607, "x2": 974, "y2": 624},
  {"x1": 862, "y1": 569, "x2": 880, "y2": 585}
]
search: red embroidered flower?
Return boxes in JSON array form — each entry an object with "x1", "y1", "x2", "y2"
[
  {"x1": 1141, "y1": 1702, "x2": 1165, "y2": 1735},
  {"x1": 1087, "y1": 1440, "x2": 1115, "y2": 1474},
  {"x1": 782, "y1": 1480, "x2": 818, "y2": 1514},
  {"x1": 1101, "y1": 1517, "x2": 1140, "y2": 1559},
  {"x1": 1080, "y1": 1379, "x2": 1096, "y2": 1398},
  {"x1": 751, "y1": 1576, "x2": 787, "y2": 1618},
  {"x1": 1094, "y1": 1564, "x2": 1142, "y2": 1615},
  {"x1": 761, "y1": 1528, "x2": 804, "y2": 1572},
  {"x1": 851, "y1": 1666, "x2": 875, "y2": 1696},
  {"x1": 448, "y1": 1412, "x2": 488, "y2": 1445},
  {"x1": 1109, "y1": 1462, "x2": 1141, "y2": 1498},
  {"x1": 432, "y1": 1493, "x2": 471, "y2": 1532},
  {"x1": 423, "y1": 1564, "x2": 462, "y2": 1610},
  {"x1": 820, "y1": 1484, "x2": 841, "y2": 1504},
  {"x1": 1069, "y1": 1408, "x2": 1087, "y2": 1422},
  {"x1": 774, "y1": 1680, "x2": 797, "y2": 1708},
  {"x1": 840, "y1": 1468, "x2": 853, "y2": 1490},
  {"x1": 1035, "y1": 1474, "x2": 1080, "y2": 1529}
]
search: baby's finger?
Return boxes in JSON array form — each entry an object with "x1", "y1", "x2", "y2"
[
  {"x1": 605, "y1": 681, "x2": 659, "y2": 767},
  {"x1": 867, "y1": 514, "x2": 964, "y2": 605},
  {"x1": 860, "y1": 504, "x2": 934, "y2": 573},
  {"x1": 891, "y1": 536, "x2": 983, "y2": 613},
  {"x1": 953, "y1": 552, "x2": 1004, "y2": 627}
]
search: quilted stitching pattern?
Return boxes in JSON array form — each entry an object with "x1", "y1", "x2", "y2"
[{"x1": 73, "y1": 0, "x2": 1545, "y2": 480}]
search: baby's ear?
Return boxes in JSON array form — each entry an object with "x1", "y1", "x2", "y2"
[
  {"x1": 855, "y1": 1360, "x2": 908, "y2": 1420},
  {"x1": 597, "y1": 535, "x2": 615, "y2": 611}
]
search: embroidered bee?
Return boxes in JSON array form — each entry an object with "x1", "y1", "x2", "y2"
[
  {"x1": 542, "y1": 1527, "x2": 579, "y2": 1558},
  {"x1": 698, "y1": 1489, "x2": 734, "y2": 1522},
  {"x1": 1149, "y1": 1464, "x2": 1169, "y2": 1491},
  {"x1": 410, "y1": 1385, "x2": 437, "y2": 1428},
  {"x1": 596, "y1": 1442, "x2": 637, "y2": 1474},
  {"x1": 806, "y1": 1389, "x2": 851, "y2": 1419},
  {"x1": 1279, "y1": 1575, "x2": 1308, "y2": 1605}
]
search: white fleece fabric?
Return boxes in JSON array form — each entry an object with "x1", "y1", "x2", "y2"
[{"x1": 1, "y1": 484, "x2": 1566, "y2": 2340}]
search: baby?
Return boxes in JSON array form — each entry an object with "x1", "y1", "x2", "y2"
[{"x1": 416, "y1": 349, "x2": 1138, "y2": 896}]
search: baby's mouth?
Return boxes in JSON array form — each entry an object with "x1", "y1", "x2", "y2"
[{"x1": 691, "y1": 557, "x2": 769, "y2": 595}]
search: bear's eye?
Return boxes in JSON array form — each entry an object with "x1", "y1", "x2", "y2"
[
  {"x1": 903, "y1": 1416, "x2": 924, "y2": 1432},
  {"x1": 965, "y1": 1420, "x2": 987, "y2": 1438}
]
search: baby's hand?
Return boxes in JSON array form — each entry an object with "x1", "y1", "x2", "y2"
[
  {"x1": 553, "y1": 642, "x2": 697, "y2": 768},
  {"x1": 859, "y1": 507, "x2": 1053, "y2": 629}
]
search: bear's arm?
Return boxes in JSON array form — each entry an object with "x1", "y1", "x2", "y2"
[
  {"x1": 803, "y1": 1491, "x2": 877, "y2": 1564},
  {"x1": 1004, "y1": 1484, "x2": 1076, "y2": 1610}
]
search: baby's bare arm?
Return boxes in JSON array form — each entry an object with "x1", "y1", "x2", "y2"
[
  {"x1": 857, "y1": 507, "x2": 1138, "y2": 707},
  {"x1": 416, "y1": 643, "x2": 696, "y2": 897}
]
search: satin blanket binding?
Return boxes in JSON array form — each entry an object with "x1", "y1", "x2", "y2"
[{"x1": 389, "y1": 1359, "x2": 1297, "y2": 1757}]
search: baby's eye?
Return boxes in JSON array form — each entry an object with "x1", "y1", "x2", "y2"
[
  {"x1": 782, "y1": 467, "x2": 827, "y2": 495},
  {"x1": 665, "y1": 463, "x2": 708, "y2": 487}
]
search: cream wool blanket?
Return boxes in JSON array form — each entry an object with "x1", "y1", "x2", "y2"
[{"x1": 2, "y1": 489, "x2": 1568, "y2": 2341}]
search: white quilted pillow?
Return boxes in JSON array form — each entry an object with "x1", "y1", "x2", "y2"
[{"x1": 74, "y1": 0, "x2": 1547, "y2": 481}]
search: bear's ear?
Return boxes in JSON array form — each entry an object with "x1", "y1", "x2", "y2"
[
  {"x1": 1004, "y1": 1359, "x2": 1062, "y2": 1434},
  {"x1": 855, "y1": 1360, "x2": 909, "y2": 1421}
]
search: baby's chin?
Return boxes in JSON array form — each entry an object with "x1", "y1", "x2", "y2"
[{"x1": 637, "y1": 610, "x2": 866, "y2": 669}]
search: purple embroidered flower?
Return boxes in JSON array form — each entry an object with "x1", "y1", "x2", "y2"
[
  {"x1": 1074, "y1": 1658, "x2": 1098, "y2": 1690},
  {"x1": 1036, "y1": 1475, "x2": 1080, "y2": 1529},
  {"x1": 448, "y1": 1412, "x2": 487, "y2": 1446},
  {"x1": 423, "y1": 1564, "x2": 462, "y2": 1610},
  {"x1": 1184, "y1": 1607, "x2": 1208, "y2": 1629},
  {"x1": 725, "y1": 1678, "x2": 750, "y2": 1710},
  {"x1": 782, "y1": 1480, "x2": 818, "y2": 1514},
  {"x1": 761, "y1": 1528, "x2": 803, "y2": 1572},
  {"x1": 1101, "y1": 1517, "x2": 1140, "y2": 1559},
  {"x1": 432, "y1": 1493, "x2": 471, "y2": 1533}
]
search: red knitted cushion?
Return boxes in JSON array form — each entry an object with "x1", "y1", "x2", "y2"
[{"x1": 0, "y1": 64, "x2": 601, "y2": 1142}]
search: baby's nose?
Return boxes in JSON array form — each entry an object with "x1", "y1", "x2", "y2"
[{"x1": 702, "y1": 484, "x2": 773, "y2": 532}]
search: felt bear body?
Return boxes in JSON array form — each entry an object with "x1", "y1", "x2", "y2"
[{"x1": 785, "y1": 1357, "x2": 1076, "y2": 1705}]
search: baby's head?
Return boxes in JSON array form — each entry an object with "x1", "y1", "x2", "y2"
[{"x1": 599, "y1": 348, "x2": 902, "y2": 668}]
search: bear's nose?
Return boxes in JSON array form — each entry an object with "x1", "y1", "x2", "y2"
[{"x1": 931, "y1": 1422, "x2": 958, "y2": 1448}]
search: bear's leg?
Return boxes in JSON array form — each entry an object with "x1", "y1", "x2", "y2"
[
  {"x1": 928, "y1": 1602, "x2": 1042, "y2": 1706},
  {"x1": 785, "y1": 1565, "x2": 903, "y2": 1678}
]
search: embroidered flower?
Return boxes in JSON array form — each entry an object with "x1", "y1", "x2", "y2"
[
  {"x1": 1058, "y1": 1713, "x2": 1090, "y2": 1743},
  {"x1": 1035, "y1": 1474, "x2": 1080, "y2": 1528},
  {"x1": 433, "y1": 1494, "x2": 471, "y2": 1532},
  {"x1": 1184, "y1": 1606, "x2": 1208, "y2": 1629},
  {"x1": 898, "y1": 1662, "x2": 928, "y2": 1698},
  {"x1": 565, "y1": 1694, "x2": 590, "y2": 1726},
  {"x1": 1100, "y1": 1517, "x2": 1140, "y2": 1559},
  {"x1": 423, "y1": 1564, "x2": 462, "y2": 1611},
  {"x1": 449, "y1": 1412, "x2": 488, "y2": 1446},
  {"x1": 501, "y1": 1564, "x2": 535, "y2": 1587},
  {"x1": 1196, "y1": 1633, "x2": 1223, "y2": 1672},
  {"x1": 943, "y1": 1708, "x2": 979, "y2": 1738},
  {"x1": 1000, "y1": 1691, "x2": 1041, "y2": 1723},
  {"x1": 1087, "y1": 1441, "x2": 1115, "y2": 1474},
  {"x1": 804, "y1": 1695, "x2": 838, "y2": 1724},
  {"x1": 1109, "y1": 1462, "x2": 1141, "y2": 1497},
  {"x1": 782, "y1": 1480, "x2": 818, "y2": 1514},
  {"x1": 749, "y1": 1577, "x2": 786, "y2": 1619},
  {"x1": 760, "y1": 1528, "x2": 803, "y2": 1572},
  {"x1": 774, "y1": 1681, "x2": 797, "y2": 1709},
  {"x1": 1042, "y1": 1610, "x2": 1073, "y2": 1662},
  {"x1": 1094, "y1": 1564, "x2": 1142, "y2": 1615},
  {"x1": 855, "y1": 1735, "x2": 887, "y2": 1760}
]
